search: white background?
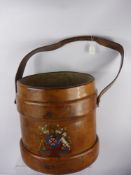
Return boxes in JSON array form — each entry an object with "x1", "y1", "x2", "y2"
[{"x1": 0, "y1": 0, "x2": 131, "y2": 175}]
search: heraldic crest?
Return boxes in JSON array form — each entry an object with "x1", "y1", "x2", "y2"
[{"x1": 39, "y1": 124, "x2": 71, "y2": 154}]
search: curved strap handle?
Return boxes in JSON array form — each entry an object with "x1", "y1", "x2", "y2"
[{"x1": 15, "y1": 36, "x2": 124, "y2": 106}]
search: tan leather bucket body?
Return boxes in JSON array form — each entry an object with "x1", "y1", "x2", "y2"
[{"x1": 15, "y1": 36, "x2": 124, "y2": 174}]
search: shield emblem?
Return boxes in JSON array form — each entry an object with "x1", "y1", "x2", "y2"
[{"x1": 45, "y1": 135, "x2": 62, "y2": 152}]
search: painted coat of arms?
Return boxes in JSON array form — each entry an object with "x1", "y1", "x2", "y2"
[{"x1": 39, "y1": 124, "x2": 71, "y2": 154}]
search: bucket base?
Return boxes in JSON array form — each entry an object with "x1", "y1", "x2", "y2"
[{"x1": 20, "y1": 137, "x2": 99, "y2": 174}]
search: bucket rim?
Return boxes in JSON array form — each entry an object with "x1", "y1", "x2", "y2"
[{"x1": 17, "y1": 71, "x2": 95, "y2": 90}]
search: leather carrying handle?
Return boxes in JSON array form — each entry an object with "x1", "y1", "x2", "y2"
[{"x1": 15, "y1": 36, "x2": 124, "y2": 106}]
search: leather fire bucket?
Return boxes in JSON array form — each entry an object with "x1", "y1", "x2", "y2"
[{"x1": 15, "y1": 36, "x2": 124, "y2": 174}]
